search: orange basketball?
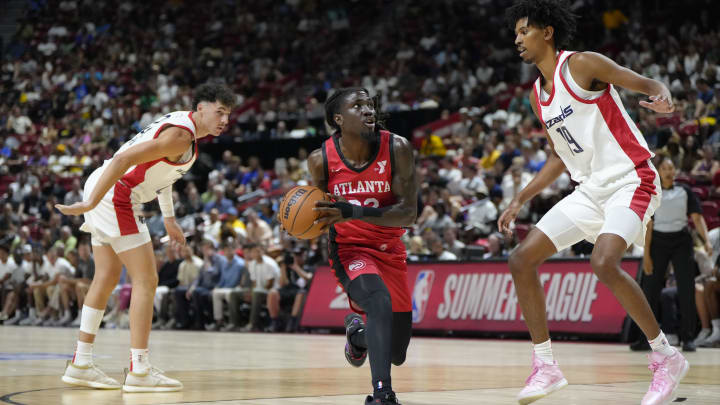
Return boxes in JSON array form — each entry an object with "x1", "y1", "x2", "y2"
[{"x1": 279, "y1": 185, "x2": 330, "y2": 240}]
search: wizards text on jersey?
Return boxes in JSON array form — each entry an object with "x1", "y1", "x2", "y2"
[{"x1": 544, "y1": 105, "x2": 574, "y2": 129}]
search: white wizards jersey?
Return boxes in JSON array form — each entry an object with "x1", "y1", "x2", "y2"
[
  {"x1": 533, "y1": 51, "x2": 655, "y2": 195},
  {"x1": 82, "y1": 111, "x2": 198, "y2": 236}
]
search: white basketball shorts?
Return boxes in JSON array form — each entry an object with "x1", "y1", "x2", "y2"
[
  {"x1": 80, "y1": 167, "x2": 151, "y2": 253},
  {"x1": 536, "y1": 176, "x2": 661, "y2": 252}
]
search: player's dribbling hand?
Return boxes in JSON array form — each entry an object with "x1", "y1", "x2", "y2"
[
  {"x1": 55, "y1": 201, "x2": 94, "y2": 216},
  {"x1": 497, "y1": 199, "x2": 522, "y2": 236},
  {"x1": 313, "y1": 194, "x2": 351, "y2": 230},
  {"x1": 639, "y1": 93, "x2": 675, "y2": 114}
]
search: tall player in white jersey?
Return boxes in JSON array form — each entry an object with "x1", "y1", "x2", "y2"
[
  {"x1": 500, "y1": 2, "x2": 688, "y2": 405},
  {"x1": 55, "y1": 83, "x2": 235, "y2": 392}
]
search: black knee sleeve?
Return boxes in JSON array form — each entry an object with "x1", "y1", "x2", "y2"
[{"x1": 391, "y1": 311, "x2": 412, "y2": 366}]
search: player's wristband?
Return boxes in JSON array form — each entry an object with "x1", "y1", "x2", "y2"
[{"x1": 333, "y1": 202, "x2": 383, "y2": 219}]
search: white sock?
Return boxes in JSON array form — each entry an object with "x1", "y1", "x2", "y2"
[
  {"x1": 712, "y1": 319, "x2": 720, "y2": 333},
  {"x1": 533, "y1": 340, "x2": 555, "y2": 364},
  {"x1": 29, "y1": 308, "x2": 36, "y2": 318},
  {"x1": 73, "y1": 341, "x2": 93, "y2": 366},
  {"x1": 649, "y1": 331, "x2": 676, "y2": 356},
  {"x1": 130, "y1": 348, "x2": 150, "y2": 373}
]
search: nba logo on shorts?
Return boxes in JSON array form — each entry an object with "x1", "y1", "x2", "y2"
[{"x1": 412, "y1": 270, "x2": 435, "y2": 323}]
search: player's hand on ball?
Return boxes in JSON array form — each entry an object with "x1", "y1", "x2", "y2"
[
  {"x1": 313, "y1": 194, "x2": 351, "y2": 229},
  {"x1": 55, "y1": 201, "x2": 94, "y2": 216},
  {"x1": 639, "y1": 93, "x2": 674, "y2": 113},
  {"x1": 498, "y1": 199, "x2": 522, "y2": 236}
]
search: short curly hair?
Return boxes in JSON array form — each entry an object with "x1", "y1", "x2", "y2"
[
  {"x1": 505, "y1": 0, "x2": 578, "y2": 49},
  {"x1": 192, "y1": 82, "x2": 236, "y2": 110}
]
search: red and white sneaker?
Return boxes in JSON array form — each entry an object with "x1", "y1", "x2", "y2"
[
  {"x1": 517, "y1": 353, "x2": 568, "y2": 404},
  {"x1": 641, "y1": 350, "x2": 689, "y2": 405}
]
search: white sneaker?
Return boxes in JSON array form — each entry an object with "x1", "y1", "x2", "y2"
[
  {"x1": 700, "y1": 330, "x2": 720, "y2": 347},
  {"x1": 4, "y1": 312, "x2": 23, "y2": 325},
  {"x1": 693, "y1": 329, "x2": 711, "y2": 346},
  {"x1": 122, "y1": 366, "x2": 183, "y2": 392},
  {"x1": 666, "y1": 333, "x2": 679, "y2": 346},
  {"x1": 57, "y1": 312, "x2": 73, "y2": 326},
  {"x1": 70, "y1": 314, "x2": 81, "y2": 327},
  {"x1": 61, "y1": 361, "x2": 121, "y2": 389},
  {"x1": 0, "y1": 312, "x2": 8, "y2": 321},
  {"x1": 18, "y1": 315, "x2": 36, "y2": 326}
]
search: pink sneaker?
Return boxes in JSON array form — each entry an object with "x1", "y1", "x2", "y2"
[
  {"x1": 641, "y1": 350, "x2": 689, "y2": 405},
  {"x1": 517, "y1": 353, "x2": 568, "y2": 405}
]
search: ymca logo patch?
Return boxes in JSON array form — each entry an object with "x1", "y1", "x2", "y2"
[
  {"x1": 348, "y1": 260, "x2": 366, "y2": 272},
  {"x1": 375, "y1": 160, "x2": 387, "y2": 174}
]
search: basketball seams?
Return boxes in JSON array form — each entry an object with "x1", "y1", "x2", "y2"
[
  {"x1": 296, "y1": 193, "x2": 328, "y2": 237},
  {"x1": 288, "y1": 188, "x2": 317, "y2": 234}
]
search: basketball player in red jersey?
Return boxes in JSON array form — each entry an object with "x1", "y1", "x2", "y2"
[
  {"x1": 309, "y1": 87, "x2": 417, "y2": 405},
  {"x1": 500, "y1": 1, "x2": 687, "y2": 404}
]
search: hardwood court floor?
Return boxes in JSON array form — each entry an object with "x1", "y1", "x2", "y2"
[{"x1": 1, "y1": 326, "x2": 719, "y2": 404}]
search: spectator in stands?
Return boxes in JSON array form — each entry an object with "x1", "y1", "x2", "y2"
[
  {"x1": 267, "y1": 246, "x2": 314, "y2": 333},
  {"x1": 0, "y1": 243, "x2": 17, "y2": 320},
  {"x1": 0, "y1": 203, "x2": 20, "y2": 236},
  {"x1": 203, "y1": 184, "x2": 237, "y2": 216},
  {"x1": 428, "y1": 234, "x2": 458, "y2": 261},
  {"x1": 172, "y1": 241, "x2": 220, "y2": 330},
  {"x1": 53, "y1": 226, "x2": 77, "y2": 257},
  {"x1": 208, "y1": 238, "x2": 246, "y2": 331},
  {"x1": 419, "y1": 129, "x2": 446, "y2": 158},
  {"x1": 244, "y1": 209, "x2": 273, "y2": 248},
  {"x1": 690, "y1": 145, "x2": 719, "y2": 184},
  {"x1": 26, "y1": 245, "x2": 75, "y2": 325},
  {"x1": 634, "y1": 157, "x2": 707, "y2": 352},
  {"x1": 153, "y1": 244, "x2": 181, "y2": 328},
  {"x1": 7, "y1": 245, "x2": 36, "y2": 325},
  {"x1": 229, "y1": 243, "x2": 279, "y2": 332},
  {"x1": 58, "y1": 241, "x2": 94, "y2": 327},
  {"x1": 483, "y1": 232, "x2": 507, "y2": 260},
  {"x1": 158, "y1": 243, "x2": 202, "y2": 329},
  {"x1": 696, "y1": 269, "x2": 720, "y2": 347}
]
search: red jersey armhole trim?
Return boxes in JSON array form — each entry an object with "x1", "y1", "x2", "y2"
[
  {"x1": 558, "y1": 53, "x2": 611, "y2": 105},
  {"x1": 153, "y1": 123, "x2": 196, "y2": 166}
]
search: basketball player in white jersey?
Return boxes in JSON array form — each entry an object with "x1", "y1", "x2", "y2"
[
  {"x1": 500, "y1": 2, "x2": 687, "y2": 404},
  {"x1": 55, "y1": 83, "x2": 235, "y2": 392}
]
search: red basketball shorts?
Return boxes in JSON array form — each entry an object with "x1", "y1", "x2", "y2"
[{"x1": 328, "y1": 238, "x2": 411, "y2": 313}]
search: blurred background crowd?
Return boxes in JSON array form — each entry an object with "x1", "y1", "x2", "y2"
[{"x1": 1, "y1": 0, "x2": 719, "y2": 346}]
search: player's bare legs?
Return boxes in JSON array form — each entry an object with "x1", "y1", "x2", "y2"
[
  {"x1": 116, "y1": 242, "x2": 182, "y2": 392},
  {"x1": 507, "y1": 228, "x2": 557, "y2": 344},
  {"x1": 508, "y1": 228, "x2": 567, "y2": 404},
  {"x1": 79, "y1": 245, "x2": 124, "y2": 345},
  {"x1": 117, "y1": 242, "x2": 157, "y2": 350},
  {"x1": 590, "y1": 234, "x2": 659, "y2": 339},
  {"x1": 63, "y1": 244, "x2": 123, "y2": 389}
]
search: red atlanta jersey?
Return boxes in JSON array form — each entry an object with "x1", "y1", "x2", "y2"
[{"x1": 323, "y1": 130, "x2": 406, "y2": 245}]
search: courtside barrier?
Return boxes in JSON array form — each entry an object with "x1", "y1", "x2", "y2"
[{"x1": 300, "y1": 258, "x2": 640, "y2": 335}]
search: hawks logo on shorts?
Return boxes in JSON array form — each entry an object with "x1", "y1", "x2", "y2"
[
  {"x1": 348, "y1": 260, "x2": 366, "y2": 271},
  {"x1": 412, "y1": 270, "x2": 435, "y2": 323}
]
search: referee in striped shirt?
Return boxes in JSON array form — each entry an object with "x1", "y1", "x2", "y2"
[{"x1": 641, "y1": 157, "x2": 711, "y2": 351}]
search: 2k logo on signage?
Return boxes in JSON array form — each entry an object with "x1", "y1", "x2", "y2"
[
  {"x1": 348, "y1": 260, "x2": 366, "y2": 272},
  {"x1": 412, "y1": 270, "x2": 435, "y2": 323},
  {"x1": 375, "y1": 160, "x2": 387, "y2": 174}
]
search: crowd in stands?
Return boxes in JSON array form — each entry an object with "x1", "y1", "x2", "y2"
[{"x1": 1, "y1": 0, "x2": 720, "y2": 344}]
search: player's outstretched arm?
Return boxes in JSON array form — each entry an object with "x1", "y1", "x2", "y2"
[
  {"x1": 498, "y1": 92, "x2": 566, "y2": 234},
  {"x1": 55, "y1": 127, "x2": 193, "y2": 216},
  {"x1": 313, "y1": 136, "x2": 418, "y2": 228},
  {"x1": 569, "y1": 52, "x2": 674, "y2": 113}
]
